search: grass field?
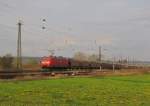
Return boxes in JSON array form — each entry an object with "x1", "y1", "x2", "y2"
[{"x1": 0, "y1": 74, "x2": 150, "y2": 106}]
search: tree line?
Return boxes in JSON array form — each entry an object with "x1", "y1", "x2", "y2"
[{"x1": 0, "y1": 54, "x2": 39, "y2": 70}]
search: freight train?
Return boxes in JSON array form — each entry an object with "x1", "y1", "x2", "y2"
[{"x1": 40, "y1": 56, "x2": 122, "y2": 71}]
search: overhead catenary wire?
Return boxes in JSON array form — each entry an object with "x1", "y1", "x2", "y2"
[
  {"x1": 0, "y1": 23, "x2": 105, "y2": 56},
  {"x1": 0, "y1": 1, "x2": 14, "y2": 9},
  {"x1": 0, "y1": 18, "x2": 117, "y2": 58}
]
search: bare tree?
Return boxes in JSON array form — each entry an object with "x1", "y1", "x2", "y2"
[
  {"x1": 88, "y1": 54, "x2": 99, "y2": 62},
  {"x1": 73, "y1": 52, "x2": 88, "y2": 61}
]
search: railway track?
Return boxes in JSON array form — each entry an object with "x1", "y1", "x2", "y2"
[
  {"x1": 0, "y1": 69, "x2": 94, "y2": 79},
  {"x1": 0, "y1": 68, "x2": 148, "y2": 80}
]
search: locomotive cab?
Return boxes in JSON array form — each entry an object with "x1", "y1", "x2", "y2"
[{"x1": 40, "y1": 56, "x2": 70, "y2": 70}]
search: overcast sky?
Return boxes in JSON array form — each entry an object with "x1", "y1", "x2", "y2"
[{"x1": 0, "y1": 0, "x2": 150, "y2": 60}]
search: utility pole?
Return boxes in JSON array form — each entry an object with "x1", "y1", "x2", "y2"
[
  {"x1": 99, "y1": 46, "x2": 101, "y2": 63},
  {"x1": 17, "y1": 20, "x2": 22, "y2": 70},
  {"x1": 99, "y1": 46, "x2": 102, "y2": 71},
  {"x1": 113, "y1": 57, "x2": 115, "y2": 71}
]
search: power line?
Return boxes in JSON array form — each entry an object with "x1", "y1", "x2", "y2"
[{"x1": 0, "y1": 23, "x2": 17, "y2": 29}]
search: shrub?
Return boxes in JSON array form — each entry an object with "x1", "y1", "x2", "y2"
[{"x1": 0, "y1": 54, "x2": 14, "y2": 69}]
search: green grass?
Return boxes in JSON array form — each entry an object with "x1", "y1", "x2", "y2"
[{"x1": 0, "y1": 74, "x2": 150, "y2": 106}]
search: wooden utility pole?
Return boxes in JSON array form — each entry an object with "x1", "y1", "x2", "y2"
[{"x1": 17, "y1": 20, "x2": 22, "y2": 70}]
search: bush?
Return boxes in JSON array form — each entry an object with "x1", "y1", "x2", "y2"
[{"x1": 0, "y1": 54, "x2": 14, "y2": 69}]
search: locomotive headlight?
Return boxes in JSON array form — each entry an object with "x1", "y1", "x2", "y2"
[
  {"x1": 41, "y1": 61, "x2": 45, "y2": 64},
  {"x1": 46, "y1": 61, "x2": 51, "y2": 64},
  {"x1": 41, "y1": 61, "x2": 51, "y2": 65}
]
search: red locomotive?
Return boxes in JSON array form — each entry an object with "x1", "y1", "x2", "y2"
[
  {"x1": 40, "y1": 56, "x2": 122, "y2": 70},
  {"x1": 41, "y1": 56, "x2": 69, "y2": 69}
]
